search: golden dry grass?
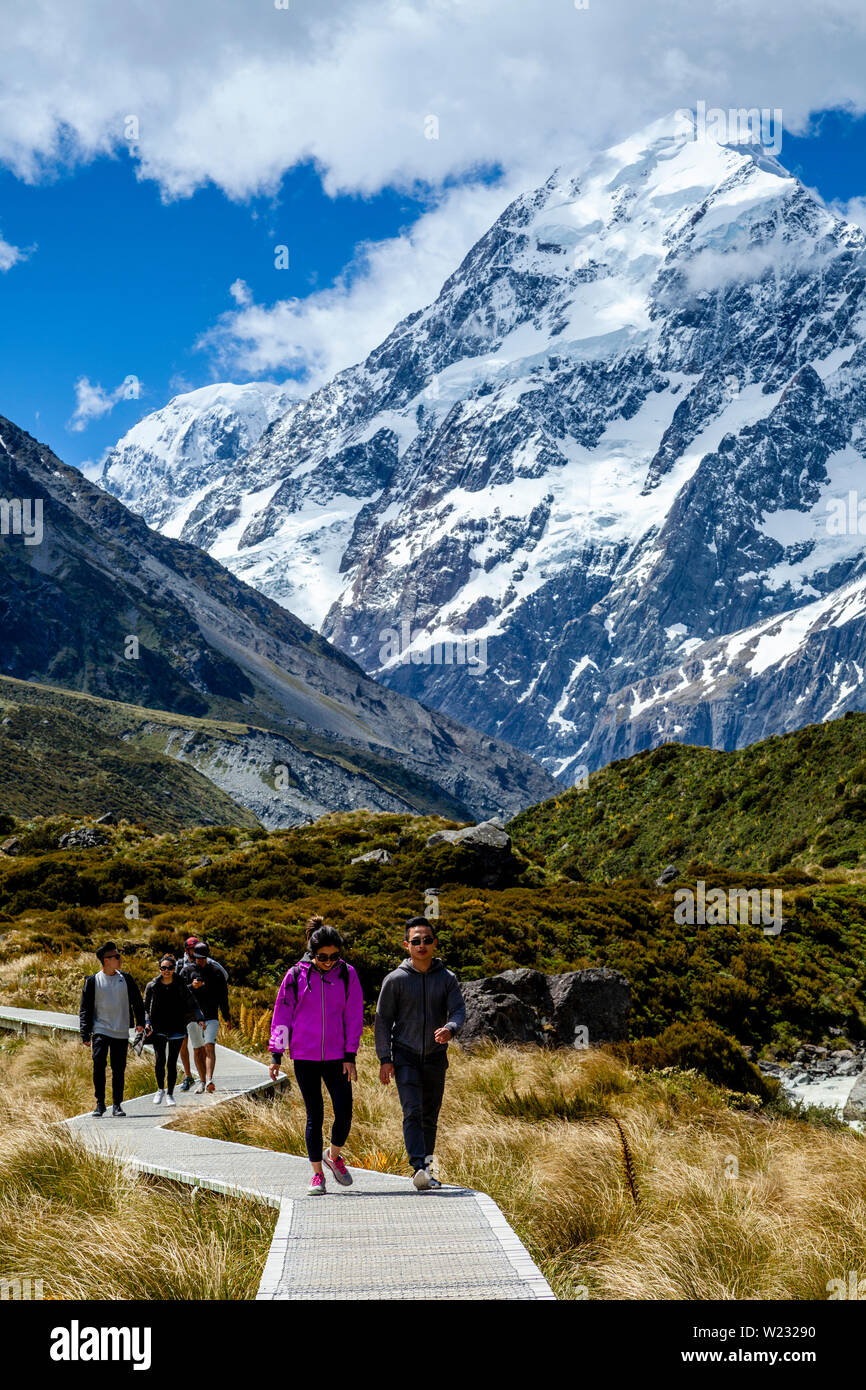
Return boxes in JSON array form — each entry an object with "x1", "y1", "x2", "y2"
[
  {"x1": 0, "y1": 1034, "x2": 275, "y2": 1300},
  {"x1": 171, "y1": 1032, "x2": 866, "y2": 1301}
]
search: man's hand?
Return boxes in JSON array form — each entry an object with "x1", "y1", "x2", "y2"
[
  {"x1": 379, "y1": 1062, "x2": 394, "y2": 1085},
  {"x1": 433, "y1": 1026, "x2": 453, "y2": 1044},
  {"x1": 268, "y1": 1062, "x2": 281, "y2": 1082},
  {"x1": 191, "y1": 978, "x2": 204, "y2": 988},
  {"x1": 344, "y1": 1062, "x2": 357, "y2": 1082},
  {"x1": 134, "y1": 1025, "x2": 145, "y2": 1034},
  {"x1": 82, "y1": 1039, "x2": 91, "y2": 1048}
]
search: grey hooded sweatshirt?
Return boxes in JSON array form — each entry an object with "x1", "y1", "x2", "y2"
[{"x1": 374, "y1": 957, "x2": 466, "y2": 1062}]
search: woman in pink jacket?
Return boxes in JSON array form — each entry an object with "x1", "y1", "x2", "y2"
[{"x1": 268, "y1": 918, "x2": 364, "y2": 1194}]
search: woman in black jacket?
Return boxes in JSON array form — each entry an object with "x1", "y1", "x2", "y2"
[{"x1": 144, "y1": 955, "x2": 203, "y2": 1106}]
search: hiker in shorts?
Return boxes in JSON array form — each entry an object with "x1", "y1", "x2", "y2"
[
  {"x1": 180, "y1": 943, "x2": 231, "y2": 1093},
  {"x1": 144, "y1": 954, "x2": 204, "y2": 1107},
  {"x1": 79, "y1": 942, "x2": 146, "y2": 1117},
  {"x1": 375, "y1": 916, "x2": 465, "y2": 1189},
  {"x1": 268, "y1": 918, "x2": 363, "y2": 1195},
  {"x1": 176, "y1": 934, "x2": 228, "y2": 1091}
]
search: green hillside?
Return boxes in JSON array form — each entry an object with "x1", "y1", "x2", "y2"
[
  {"x1": 1, "y1": 807, "x2": 865, "y2": 1080},
  {"x1": 510, "y1": 712, "x2": 866, "y2": 883},
  {"x1": 0, "y1": 685, "x2": 258, "y2": 830}
]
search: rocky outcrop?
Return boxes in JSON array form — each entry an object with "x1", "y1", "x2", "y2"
[
  {"x1": 459, "y1": 967, "x2": 630, "y2": 1048},
  {"x1": 426, "y1": 819, "x2": 516, "y2": 887}
]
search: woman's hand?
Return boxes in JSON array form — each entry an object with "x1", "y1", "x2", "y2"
[
  {"x1": 343, "y1": 1062, "x2": 357, "y2": 1083},
  {"x1": 269, "y1": 1062, "x2": 281, "y2": 1082}
]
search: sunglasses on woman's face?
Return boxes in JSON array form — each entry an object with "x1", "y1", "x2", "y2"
[
  {"x1": 159, "y1": 964, "x2": 174, "y2": 971},
  {"x1": 315, "y1": 952, "x2": 340, "y2": 963}
]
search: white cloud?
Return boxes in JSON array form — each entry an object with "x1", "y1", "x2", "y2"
[
  {"x1": 831, "y1": 195, "x2": 866, "y2": 231},
  {"x1": 0, "y1": 231, "x2": 29, "y2": 271},
  {"x1": 6, "y1": 1, "x2": 866, "y2": 387},
  {"x1": 229, "y1": 278, "x2": 253, "y2": 307},
  {"x1": 67, "y1": 375, "x2": 144, "y2": 432},
  {"x1": 3, "y1": 1, "x2": 866, "y2": 201}
]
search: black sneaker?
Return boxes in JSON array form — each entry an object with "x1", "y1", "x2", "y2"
[
  {"x1": 111, "y1": 1104, "x2": 127, "y2": 1117},
  {"x1": 180, "y1": 1076, "x2": 194, "y2": 1092},
  {"x1": 91, "y1": 1104, "x2": 106, "y2": 1117}
]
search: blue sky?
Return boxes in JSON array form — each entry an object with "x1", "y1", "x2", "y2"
[{"x1": 0, "y1": 155, "x2": 437, "y2": 469}]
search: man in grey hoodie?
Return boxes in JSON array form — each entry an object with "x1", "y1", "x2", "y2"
[{"x1": 375, "y1": 916, "x2": 465, "y2": 1190}]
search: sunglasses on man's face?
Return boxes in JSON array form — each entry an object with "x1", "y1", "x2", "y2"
[
  {"x1": 104, "y1": 953, "x2": 122, "y2": 960},
  {"x1": 315, "y1": 952, "x2": 340, "y2": 963},
  {"x1": 409, "y1": 937, "x2": 435, "y2": 946}
]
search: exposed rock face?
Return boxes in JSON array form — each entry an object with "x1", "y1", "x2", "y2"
[
  {"x1": 459, "y1": 967, "x2": 631, "y2": 1048},
  {"x1": 350, "y1": 848, "x2": 392, "y2": 864},
  {"x1": 102, "y1": 116, "x2": 866, "y2": 777}
]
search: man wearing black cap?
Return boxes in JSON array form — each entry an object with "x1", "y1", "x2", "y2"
[
  {"x1": 79, "y1": 942, "x2": 145, "y2": 1117},
  {"x1": 179, "y1": 943, "x2": 231, "y2": 1093},
  {"x1": 375, "y1": 916, "x2": 465, "y2": 1189},
  {"x1": 176, "y1": 934, "x2": 228, "y2": 1092}
]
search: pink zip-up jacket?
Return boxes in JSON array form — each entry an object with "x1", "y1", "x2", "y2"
[{"x1": 268, "y1": 959, "x2": 364, "y2": 1062}]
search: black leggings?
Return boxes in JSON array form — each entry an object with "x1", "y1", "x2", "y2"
[
  {"x1": 292, "y1": 1060, "x2": 353, "y2": 1162},
  {"x1": 153, "y1": 1035, "x2": 184, "y2": 1093}
]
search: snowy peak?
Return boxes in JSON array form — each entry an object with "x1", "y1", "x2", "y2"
[{"x1": 100, "y1": 381, "x2": 295, "y2": 534}]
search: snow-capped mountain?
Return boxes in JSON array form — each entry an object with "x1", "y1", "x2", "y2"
[
  {"x1": 101, "y1": 381, "x2": 295, "y2": 534},
  {"x1": 100, "y1": 115, "x2": 866, "y2": 778}
]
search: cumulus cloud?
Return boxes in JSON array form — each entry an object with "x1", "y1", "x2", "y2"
[
  {"x1": 0, "y1": 231, "x2": 30, "y2": 271},
  {"x1": 67, "y1": 375, "x2": 143, "y2": 432},
  {"x1": 229, "y1": 278, "x2": 253, "y2": 307},
  {"x1": 7, "y1": 1, "x2": 866, "y2": 384},
  {"x1": 4, "y1": 1, "x2": 866, "y2": 201}
]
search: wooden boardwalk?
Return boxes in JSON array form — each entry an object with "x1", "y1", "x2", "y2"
[{"x1": 0, "y1": 1005, "x2": 555, "y2": 1300}]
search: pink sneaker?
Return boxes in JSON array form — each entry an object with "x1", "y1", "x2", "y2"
[
  {"x1": 307, "y1": 1171, "x2": 326, "y2": 1195},
  {"x1": 322, "y1": 1150, "x2": 353, "y2": 1187}
]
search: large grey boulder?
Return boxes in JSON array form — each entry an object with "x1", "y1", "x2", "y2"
[
  {"x1": 350, "y1": 848, "x2": 392, "y2": 865},
  {"x1": 843, "y1": 1071, "x2": 866, "y2": 1122},
  {"x1": 459, "y1": 967, "x2": 630, "y2": 1049},
  {"x1": 426, "y1": 819, "x2": 515, "y2": 887}
]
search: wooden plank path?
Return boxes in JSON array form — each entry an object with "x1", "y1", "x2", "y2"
[{"x1": 0, "y1": 1005, "x2": 555, "y2": 1300}]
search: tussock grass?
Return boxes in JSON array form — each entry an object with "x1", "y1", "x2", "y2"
[
  {"x1": 172, "y1": 1033, "x2": 866, "y2": 1301},
  {"x1": 0, "y1": 1036, "x2": 275, "y2": 1299}
]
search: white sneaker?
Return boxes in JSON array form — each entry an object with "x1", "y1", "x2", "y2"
[
  {"x1": 413, "y1": 1166, "x2": 431, "y2": 1190},
  {"x1": 164, "y1": 1094, "x2": 176, "y2": 1107},
  {"x1": 153, "y1": 1090, "x2": 165, "y2": 1105},
  {"x1": 195, "y1": 1081, "x2": 206, "y2": 1094}
]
